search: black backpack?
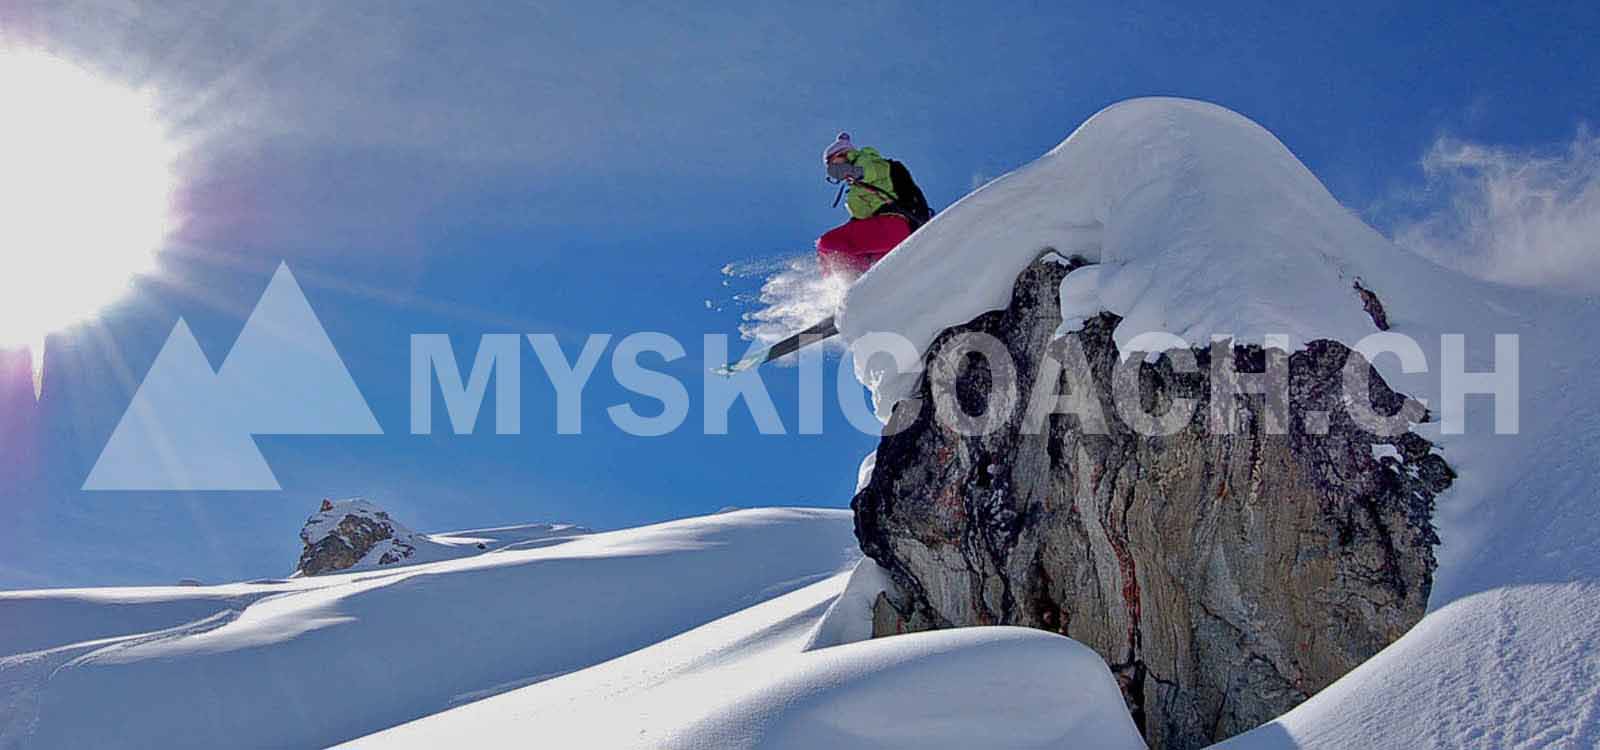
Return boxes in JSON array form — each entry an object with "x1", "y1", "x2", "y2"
[{"x1": 883, "y1": 159, "x2": 935, "y2": 229}]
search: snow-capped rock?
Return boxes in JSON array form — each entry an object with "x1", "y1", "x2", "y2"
[
  {"x1": 294, "y1": 499, "x2": 593, "y2": 576},
  {"x1": 838, "y1": 97, "x2": 1600, "y2": 749},
  {"x1": 296, "y1": 498, "x2": 427, "y2": 576}
]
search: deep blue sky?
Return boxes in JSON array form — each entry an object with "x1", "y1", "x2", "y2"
[{"x1": 2, "y1": 0, "x2": 1597, "y2": 587}]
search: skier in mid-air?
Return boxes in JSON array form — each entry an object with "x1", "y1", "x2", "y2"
[
  {"x1": 717, "y1": 132, "x2": 934, "y2": 374},
  {"x1": 816, "y1": 132, "x2": 933, "y2": 277}
]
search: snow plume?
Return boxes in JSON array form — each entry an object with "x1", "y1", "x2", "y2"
[
  {"x1": 722, "y1": 254, "x2": 849, "y2": 356},
  {"x1": 1390, "y1": 128, "x2": 1600, "y2": 292}
]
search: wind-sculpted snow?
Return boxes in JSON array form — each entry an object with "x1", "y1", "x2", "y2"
[
  {"x1": 0, "y1": 509, "x2": 858, "y2": 748},
  {"x1": 1213, "y1": 582, "x2": 1600, "y2": 749},
  {"x1": 664, "y1": 627, "x2": 1144, "y2": 750},
  {"x1": 356, "y1": 577, "x2": 1143, "y2": 750},
  {"x1": 841, "y1": 97, "x2": 1480, "y2": 422}
]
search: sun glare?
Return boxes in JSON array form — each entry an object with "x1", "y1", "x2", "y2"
[{"x1": 0, "y1": 50, "x2": 176, "y2": 386}]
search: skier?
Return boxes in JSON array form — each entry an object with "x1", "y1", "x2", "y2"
[
  {"x1": 716, "y1": 133, "x2": 933, "y2": 374},
  {"x1": 816, "y1": 132, "x2": 933, "y2": 277}
]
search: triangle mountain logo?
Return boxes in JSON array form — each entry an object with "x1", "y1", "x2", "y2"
[{"x1": 84, "y1": 263, "x2": 382, "y2": 491}]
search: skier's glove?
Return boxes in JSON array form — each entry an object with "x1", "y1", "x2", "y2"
[{"x1": 827, "y1": 161, "x2": 864, "y2": 183}]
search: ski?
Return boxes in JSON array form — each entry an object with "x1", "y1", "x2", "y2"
[{"x1": 713, "y1": 316, "x2": 839, "y2": 375}]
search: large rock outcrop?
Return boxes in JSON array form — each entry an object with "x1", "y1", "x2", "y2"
[
  {"x1": 296, "y1": 498, "x2": 421, "y2": 576},
  {"x1": 854, "y1": 258, "x2": 1454, "y2": 749}
]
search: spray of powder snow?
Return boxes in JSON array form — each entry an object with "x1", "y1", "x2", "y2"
[{"x1": 719, "y1": 254, "x2": 851, "y2": 360}]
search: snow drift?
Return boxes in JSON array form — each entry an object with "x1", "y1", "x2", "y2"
[
  {"x1": 2, "y1": 507, "x2": 1139, "y2": 750},
  {"x1": 355, "y1": 576, "x2": 1143, "y2": 750},
  {"x1": 0, "y1": 509, "x2": 860, "y2": 748}
]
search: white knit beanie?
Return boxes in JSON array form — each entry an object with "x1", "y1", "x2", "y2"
[{"x1": 822, "y1": 131, "x2": 853, "y2": 161}]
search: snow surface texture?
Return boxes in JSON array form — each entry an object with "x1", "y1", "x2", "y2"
[
  {"x1": 1, "y1": 508, "x2": 1139, "y2": 749},
  {"x1": 803, "y1": 558, "x2": 893, "y2": 651},
  {"x1": 839, "y1": 97, "x2": 1600, "y2": 747},
  {"x1": 355, "y1": 576, "x2": 1142, "y2": 750},
  {"x1": 0, "y1": 509, "x2": 862, "y2": 748}
]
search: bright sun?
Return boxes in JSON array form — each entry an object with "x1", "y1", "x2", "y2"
[{"x1": 0, "y1": 50, "x2": 176, "y2": 365}]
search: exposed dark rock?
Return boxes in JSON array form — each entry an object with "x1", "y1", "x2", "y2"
[
  {"x1": 853, "y1": 258, "x2": 1451, "y2": 749},
  {"x1": 1353, "y1": 279, "x2": 1390, "y2": 331},
  {"x1": 296, "y1": 498, "x2": 418, "y2": 576}
]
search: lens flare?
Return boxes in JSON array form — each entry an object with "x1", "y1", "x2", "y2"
[{"x1": 0, "y1": 50, "x2": 177, "y2": 394}]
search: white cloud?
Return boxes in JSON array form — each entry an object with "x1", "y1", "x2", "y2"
[{"x1": 1390, "y1": 127, "x2": 1600, "y2": 292}]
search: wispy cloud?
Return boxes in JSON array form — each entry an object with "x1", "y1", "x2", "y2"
[{"x1": 1388, "y1": 127, "x2": 1600, "y2": 292}]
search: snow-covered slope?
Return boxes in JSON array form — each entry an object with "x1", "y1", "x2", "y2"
[
  {"x1": 2, "y1": 508, "x2": 1141, "y2": 750},
  {"x1": 352, "y1": 572, "x2": 1143, "y2": 750},
  {"x1": 426, "y1": 521, "x2": 589, "y2": 550},
  {"x1": 0, "y1": 509, "x2": 860, "y2": 748},
  {"x1": 839, "y1": 97, "x2": 1600, "y2": 747}
]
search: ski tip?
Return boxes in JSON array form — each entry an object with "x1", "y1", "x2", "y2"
[{"x1": 712, "y1": 354, "x2": 764, "y2": 377}]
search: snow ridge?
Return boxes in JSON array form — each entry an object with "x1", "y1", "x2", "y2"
[{"x1": 841, "y1": 97, "x2": 1447, "y2": 418}]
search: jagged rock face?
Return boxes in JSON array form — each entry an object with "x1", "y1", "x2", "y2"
[
  {"x1": 296, "y1": 499, "x2": 416, "y2": 576},
  {"x1": 854, "y1": 259, "x2": 1453, "y2": 749}
]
